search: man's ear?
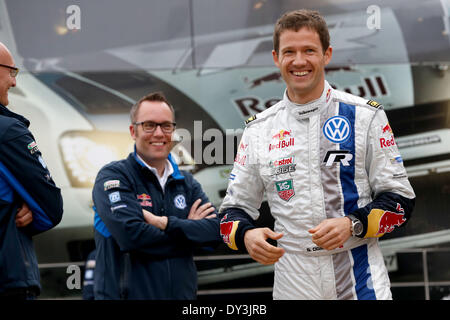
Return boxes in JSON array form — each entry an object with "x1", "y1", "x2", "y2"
[
  {"x1": 272, "y1": 49, "x2": 280, "y2": 69},
  {"x1": 324, "y1": 46, "x2": 333, "y2": 66},
  {"x1": 130, "y1": 124, "x2": 137, "y2": 140}
]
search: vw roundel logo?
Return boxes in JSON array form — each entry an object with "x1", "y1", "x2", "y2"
[
  {"x1": 323, "y1": 116, "x2": 351, "y2": 143},
  {"x1": 174, "y1": 194, "x2": 187, "y2": 210}
]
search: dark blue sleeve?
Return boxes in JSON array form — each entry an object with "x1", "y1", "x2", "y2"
[
  {"x1": 0, "y1": 120, "x2": 63, "y2": 235},
  {"x1": 92, "y1": 164, "x2": 185, "y2": 256},
  {"x1": 218, "y1": 207, "x2": 256, "y2": 252},
  {"x1": 350, "y1": 192, "x2": 415, "y2": 238},
  {"x1": 165, "y1": 175, "x2": 222, "y2": 246}
]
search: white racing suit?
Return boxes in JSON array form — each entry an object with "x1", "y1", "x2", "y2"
[{"x1": 219, "y1": 81, "x2": 415, "y2": 300}]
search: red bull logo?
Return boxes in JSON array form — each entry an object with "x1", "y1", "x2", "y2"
[
  {"x1": 380, "y1": 135, "x2": 396, "y2": 148},
  {"x1": 220, "y1": 221, "x2": 234, "y2": 245},
  {"x1": 238, "y1": 142, "x2": 248, "y2": 151},
  {"x1": 270, "y1": 129, "x2": 294, "y2": 152},
  {"x1": 137, "y1": 193, "x2": 152, "y2": 207},
  {"x1": 382, "y1": 123, "x2": 392, "y2": 134},
  {"x1": 269, "y1": 138, "x2": 294, "y2": 152},
  {"x1": 137, "y1": 193, "x2": 151, "y2": 200},
  {"x1": 220, "y1": 215, "x2": 239, "y2": 250},
  {"x1": 375, "y1": 203, "x2": 406, "y2": 236},
  {"x1": 326, "y1": 88, "x2": 332, "y2": 103},
  {"x1": 234, "y1": 153, "x2": 246, "y2": 166},
  {"x1": 272, "y1": 129, "x2": 292, "y2": 141}
]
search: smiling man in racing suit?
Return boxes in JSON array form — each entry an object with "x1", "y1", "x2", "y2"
[{"x1": 219, "y1": 10, "x2": 415, "y2": 300}]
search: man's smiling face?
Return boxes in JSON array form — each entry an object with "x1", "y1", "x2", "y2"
[
  {"x1": 130, "y1": 100, "x2": 174, "y2": 167},
  {"x1": 272, "y1": 27, "x2": 332, "y2": 104},
  {"x1": 0, "y1": 43, "x2": 17, "y2": 106}
]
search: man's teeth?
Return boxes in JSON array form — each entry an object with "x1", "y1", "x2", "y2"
[
  {"x1": 293, "y1": 71, "x2": 309, "y2": 76},
  {"x1": 151, "y1": 142, "x2": 164, "y2": 145}
]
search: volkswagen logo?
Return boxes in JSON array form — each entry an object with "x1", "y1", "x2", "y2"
[
  {"x1": 174, "y1": 194, "x2": 187, "y2": 209},
  {"x1": 323, "y1": 116, "x2": 351, "y2": 143}
]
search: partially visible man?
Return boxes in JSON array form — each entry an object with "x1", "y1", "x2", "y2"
[
  {"x1": 0, "y1": 42, "x2": 64, "y2": 299},
  {"x1": 219, "y1": 10, "x2": 415, "y2": 300},
  {"x1": 92, "y1": 92, "x2": 221, "y2": 299}
]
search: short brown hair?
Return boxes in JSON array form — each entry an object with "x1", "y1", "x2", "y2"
[
  {"x1": 273, "y1": 9, "x2": 330, "y2": 54},
  {"x1": 130, "y1": 91, "x2": 175, "y2": 123}
]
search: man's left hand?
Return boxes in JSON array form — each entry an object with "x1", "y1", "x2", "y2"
[
  {"x1": 308, "y1": 217, "x2": 351, "y2": 250},
  {"x1": 188, "y1": 199, "x2": 216, "y2": 220}
]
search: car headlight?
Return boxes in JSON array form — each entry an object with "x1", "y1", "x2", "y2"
[
  {"x1": 59, "y1": 131, "x2": 196, "y2": 188},
  {"x1": 59, "y1": 131, "x2": 134, "y2": 188}
]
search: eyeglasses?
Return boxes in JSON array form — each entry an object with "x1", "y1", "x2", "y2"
[
  {"x1": 133, "y1": 121, "x2": 176, "y2": 133},
  {"x1": 0, "y1": 64, "x2": 19, "y2": 78}
]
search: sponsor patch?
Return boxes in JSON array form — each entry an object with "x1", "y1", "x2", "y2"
[
  {"x1": 137, "y1": 193, "x2": 152, "y2": 207},
  {"x1": 323, "y1": 116, "x2": 351, "y2": 143},
  {"x1": 323, "y1": 150, "x2": 353, "y2": 166},
  {"x1": 390, "y1": 156, "x2": 403, "y2": 164},
  {"x1": 234, "y1": 152, "x2": 247, "y2": 166},
  {"x1": 379, "y1": 135, "x2": 396, "y2": 149},
  {"x1": 275, "y1": 179, "x2": 295, "y2": 201},
  {"x1": 104, "y1": 180, "x2": 120, "y2": 191},
  {"x1": 269, "y1": 132, "x2": 294, "y2": 152},
  {"x1": 174, "y1": 194, "x2": 187, "y2": 209},
  {"x1": 367, "y1": 100, "x2": 381, "y2": 108},
  {"x1": 111, "y1": 204, "x2": 127, "y2": 212},
  {"x1": 38, "y1": 156, "x2": 47, "y2": 169},
  {"x1": 27, "y1": 141, "x2": 39, "y2": 154},
  {"x1": 245, "y1": 115, "x2": 257, "y2": 125},
  {"x1": 381, "y1": 123, "x2": 393, "y2": 134},
  {"x1": 326, "y1": 88, "x2": 332, "y2": 103},
  {"x1": 271, "y1": 164, "x2": 296, "y2": 176},
  {"x1": 297, "y1": 107, "x2": 318, "y2": 117},
  {"x1": 220, "y1": 215, "x2": 239, "y2": 250},
  {"x1": 269, "y1": 156, "x2": 294, "y2": 167},
  {"x1": 392, "y1": 172, "x2": 408, "y2": 179},
  {"x1": 109, "y1": 191, "x2": 121, "y2": 204},
  {"x1": 272, "y1": 129, "x2": 292, "y2": 141},
  {"x1": 366, "y1": 203, "x2": 406, "y2": 238},
  {"x1": 238, "y1": 142, "x2": 248, "y2": 151}
]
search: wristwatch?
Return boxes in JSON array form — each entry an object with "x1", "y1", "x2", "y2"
[{"x1": 347, "y1": 214, "x2": 363, "y2": 237}]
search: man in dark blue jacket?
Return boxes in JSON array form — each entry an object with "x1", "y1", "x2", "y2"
[
  {"x1": 0, "y1": 42, "x2": 64, "y2": 299},
  {"x1": 92, "y1": 92, "x2": 221, "y2": 299}
]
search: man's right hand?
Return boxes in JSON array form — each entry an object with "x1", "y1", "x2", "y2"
[
  {"x1": 16, "y1": 202, "x2": 33, "y2": 228},
  {"x1": 244, "y1": 228, "x2": 285, "y2": 265},
  {"x1": 142, "y1": 209, "x2": 168, "y2": 230}
]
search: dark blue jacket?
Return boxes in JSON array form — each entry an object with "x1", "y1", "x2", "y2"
[
  {"x1": 0, "y1": 104, "x2": 63, "y2": 294},
  {"x1": 92, "y1": 151, "x2": 221, "y2": 299}
]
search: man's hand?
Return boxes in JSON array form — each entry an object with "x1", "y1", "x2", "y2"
[
  {"x1": 142, "y1": 209, "x2": 168, "y2": 230},
  {"x1": 308, "y1": 217, "x2": 351, "y2": 251},
  {"x1": 16, "y1": 203, "x2": 33, "y2": 228},
  {"x1": 244, "y1": 228, "x2": 285, "y2": 265},
  {"x1": 188, "y1": 199, "x2": 216, "y2": 220}
]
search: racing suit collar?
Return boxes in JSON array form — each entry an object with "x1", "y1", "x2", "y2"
[
  {"x1": 0, "y1": 103, "x2": 30, "y2": 127},
  {"x1": 283, "y1": 80, "x2": 333, "y2": 120}
]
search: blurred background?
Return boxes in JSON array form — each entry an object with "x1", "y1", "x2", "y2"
[{"x1": 0, "y1": 0, "x2": 449, "y2": 300}]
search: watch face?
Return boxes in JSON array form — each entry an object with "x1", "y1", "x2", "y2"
[{"x1": 354, "y1": 221, "x2": 363, "y2": 236}]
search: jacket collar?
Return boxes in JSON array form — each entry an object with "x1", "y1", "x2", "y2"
[
  {"x1": 132, "y1": 145, "x2": 185, "y2": 180},
  {"x1": 284, "y1": 80, "x2": 333, "y2": 120},
  {"x1": 0, "y1": 104, "x2": 30, "y2": 127}
]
